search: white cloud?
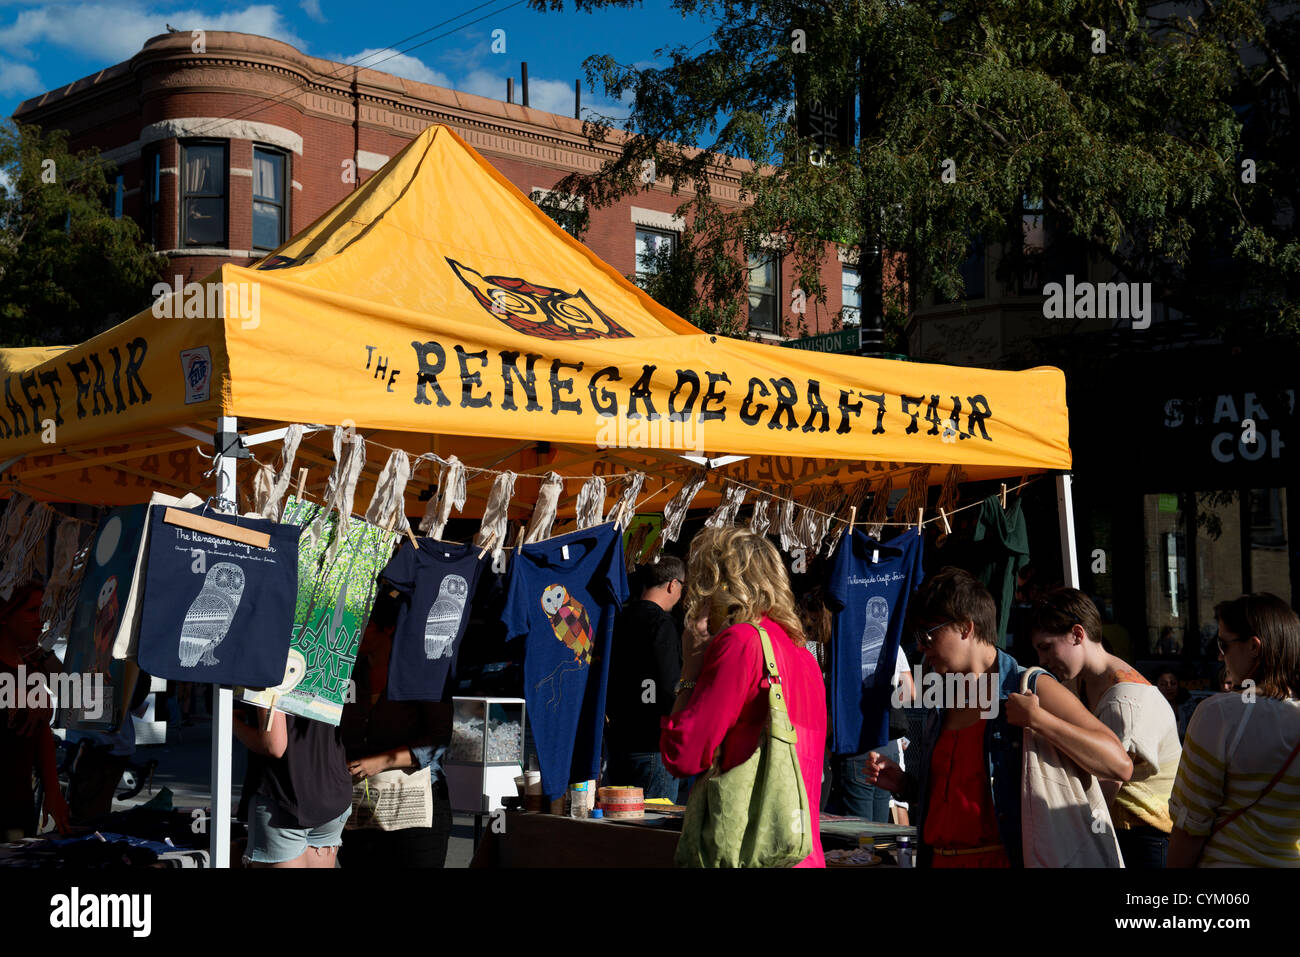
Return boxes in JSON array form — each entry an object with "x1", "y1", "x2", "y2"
[
  {"x1": 341, "y1": 48, "x2": 450, "y2": 87},
  {"x1": 299, "y1": 0, "x2": 324, "y2": 22},
  {"x1": 0, "y1": 4, "x2": 305, "y2": 63},
  {"x1": 0, "y1": 55, "x2": 41, "y2": 95}
]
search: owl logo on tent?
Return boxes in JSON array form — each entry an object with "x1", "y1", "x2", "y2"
[
  {"x1": 446, "y1": 258, "x2": 633, "y2": 341},
  {"x1": 541, "y1": 584, "x2": 593, "y2": 665}
]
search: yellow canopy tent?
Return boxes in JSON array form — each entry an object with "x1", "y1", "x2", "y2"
[{"x1": 0, "y1": 124, "x2": 1079, "y2": 865}]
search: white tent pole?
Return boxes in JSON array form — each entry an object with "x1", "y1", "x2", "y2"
[
  {"x1": 209, "y1": 415, "x2": 238, "y2": 868},
  {"x1": 1056, "y1": 472, "x2": 1081, "y2": 589}
]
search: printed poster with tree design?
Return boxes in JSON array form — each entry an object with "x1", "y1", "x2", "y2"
[{"x1": 238, "y1": 497, "x2": 396, "y2": 725}]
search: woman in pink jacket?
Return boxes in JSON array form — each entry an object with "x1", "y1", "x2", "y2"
[{"x1": 659, "y1": 526, "x2": 827, "y2": 867}]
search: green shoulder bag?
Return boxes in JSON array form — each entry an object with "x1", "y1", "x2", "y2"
[{"x1": 674, "y1": 622, "x2": 813, "y2": 868}]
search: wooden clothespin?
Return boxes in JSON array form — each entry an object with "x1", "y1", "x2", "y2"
[
  {"x1": 939, "y1": 507, "x2": 952, "y2": 535},
  {"x1": 164, "y1": 507, "x2": 270, "y2": 548},
  {"x1": 848, "y1": 505, "x2": 857, "y2": 531},
  {"x1": 1000, "y1": 483, "x2": 1008, "y2": 510},
  {"x1": 917, "y1": 507, "x2": 924, "y2": 536},
  {"x1": 264, "y1": 698, "x2": 277, "y2": 731},
  {"x1": 403, "y1": 522, "x2": 420, "y2": 551},
  {"x1": 477, "y1": 530, "x2": 498, "y2": 559},
  {"x1": 295, "y1": 468, "x2": 308, "y2": 500},
  {"x1": 515, "y1": 526, "x2": 526, "y2": 550}
]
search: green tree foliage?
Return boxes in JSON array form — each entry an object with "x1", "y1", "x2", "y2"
[
  {"x1": 0, "y1": 121, "x2": 167, "y2": 346},
  {"x1": 531, "y1": 0, "x2": 1295, "y2": 345}
]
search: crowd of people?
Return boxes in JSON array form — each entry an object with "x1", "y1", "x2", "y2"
[
  {"x1": 2, "y1": 524, "x2": 1298, "y2": 869},
  {"x1": 604, "y1": 528, "x2": 1300, "y2": 869}
]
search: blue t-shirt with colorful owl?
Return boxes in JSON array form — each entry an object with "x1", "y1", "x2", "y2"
[
  {"x1": 826, "y1": 529, "x2": 925, "y2": 756},
  {"x1": 381, "y1": 540, "x2": 488, "y2": 702},
  {"x1": 504, "y1": 523, "x2": 629, "y2": 800}
]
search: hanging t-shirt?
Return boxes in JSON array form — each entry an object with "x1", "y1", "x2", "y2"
[
  {"x1": 381, "y1": 538, "x2": 488, "y2": 702},
  {"x1": 504, "y1": 523, "x2": 629, "y2": 800},
  {"x1": 137, "y1": 507, "x2": 297, "y2": 687},
  {"x1": 973, "y1": 495, "x2": 1030, "y2": 647},
  {"x1": 826, "y1": 529, "x2": 924, "y2": 756}
]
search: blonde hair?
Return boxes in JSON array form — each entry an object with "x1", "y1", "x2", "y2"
[{"x1": 684, "y1": 526, "x2": 805, "y2": 646}]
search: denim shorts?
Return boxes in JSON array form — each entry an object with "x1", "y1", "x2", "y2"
[{"x1": 245, "y1": 795, "x2": 351, "y2": 865}]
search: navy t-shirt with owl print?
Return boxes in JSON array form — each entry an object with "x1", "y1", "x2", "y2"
[
  {"x1": 504, "y1": 523, "x2": 629, "y2": 800},
  {"x1": 826, "y1": 529, "x2": 925, "y2": 756},
  {"x1": 381, "y1": 539, "x2": 488, "y2": 702}
]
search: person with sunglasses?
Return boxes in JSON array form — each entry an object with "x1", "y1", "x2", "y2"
[
  {"x1": 865, "y1": 567, "x2": 1132, "y2": 867},
  {"x1": 1168, "y1": 593, "x2": 1300, "y2": 867},
  {"x1": 605, "y1": 555, "x2": 687, "y2": 801},
  {"x1": 1028, "y1": 588, "x2": 1181, "y2": 867}
]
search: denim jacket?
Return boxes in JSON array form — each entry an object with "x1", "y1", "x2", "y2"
[{"x1": 901, "y1": 650, "x2": 1030, "y2": 868}]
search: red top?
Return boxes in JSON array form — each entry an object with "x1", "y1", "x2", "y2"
[
  {"x1": 660, "y1": 616, "x2": 826, "y2": 868},
  {"x1": 924, "y1": 720, "x2": 1010, "y2": 868}
]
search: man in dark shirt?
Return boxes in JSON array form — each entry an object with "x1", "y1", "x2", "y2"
[{"x1": 605, "y1": 556, "x2": 684, "y2": 800}]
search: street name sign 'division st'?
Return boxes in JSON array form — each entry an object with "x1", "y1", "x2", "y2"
[{"x1": 781, "y1": 328, "x2": 862, "y2": 355}]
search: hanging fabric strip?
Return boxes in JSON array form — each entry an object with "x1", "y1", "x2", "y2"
[
  {"x1": 39, "y1": 519, "x2": 85, "y2": 629},
  {"x1": 524, "y1": 472, "x2": 563, "y2": 543},
  {"x1": 808, "y1": 484, "x2": 846, "y2": 555},
  {"x1": 704, "y1": 483, "x2": 747, "y2": 528},
  {"x1": 0, "y1": 500, "x2": 54, "y2": 601},
  {"x1": 822, "y1": 479, "x2": 872, "y2": 556},
  {"x1": 660, "y1": 469, "x2": 707, "y2": 545},
  {"x1": 251, "y1": 463, "x2": 276, "y2": 518},
  {"x1": 308, "y1": 426, "x2": 367, "y2": 561},
  {"x1": 890, "y1": 466, "x2": 933, "y2": 536},
  {"x1": 364, "y1": 450, "x2": 412, "y2": 533},
  {"x1": 0, "y1": 494, "x2": 34, "y2": 560},
  {"x1": 934, "y1": 464, "x2": 964, "y2": 545},
  {"x1": 605, "y1": 472, "x2": 645, "y2": 530},
  {"x1": 776, "y1": 484, "x2": 798, "y2": 552},
  {"x1": 792, "y1": 486, "x2": 822, "y2": 549},
  {"x1": 624, "y1": 520, "x2": 654, "y2": 571},
  {"x1": 258, "y1": 423, "x2": 304, "y2": 520},
  {"x1": 421, "y1": 455, "x2": 466, "y2": 538},
  {"x1": 864, "y1": 477, "x2": 891, "y2": 539},
  {"x1": 46, "y1": 543, "x2": 90, "y2": 647},
  {"x1": 476, "y1": 471, "x2": 517, "y2": 561},
  {"x1": 749, "y1": 489, "x2": 773, "y2": 538},
  {"x1": 574, "y1": 476, "x2": 607, "y2": 529}
]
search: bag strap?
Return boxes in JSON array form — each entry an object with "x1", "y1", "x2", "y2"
[
  {"x1": 1210, "y1": 733, "x2": 1300, "y2": 837},
  {"x1": 1020, "y1": 665, "x2": 1047, "y2": 695},
  {"x1": 751, "y1": 622, "x2": 794, "y2": 732}
]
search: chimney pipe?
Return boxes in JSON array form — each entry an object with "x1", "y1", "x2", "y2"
[
  {"x1": 575, "y1": 79, "x2": 581, "y2": 119},
  {"x1": 506, "y1": 77, "x2": 513, "y2": 104},
  {"x1": 521, "y1": 61, "x2": 529, "y2": 108}
]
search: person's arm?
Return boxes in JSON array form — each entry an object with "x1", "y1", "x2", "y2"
[
  {"x1": 864, "y1": 751, "x2": 918, "y2": 804},
  {"x1": 232, "y1": 706, "x2": 288, "y2": 758},
  {"x1": 349, "y1": 746, "x2": 416, "y2": 779},
  {"x1": 1006, "y1": 677, "x2": 1133, "y2": 781},
  {"x1": 660, "y1": 623, "x2": 760, "y2": 777},
  {"x1": 1165, "y1": 702, "x2": 1228, "y2": 867}
]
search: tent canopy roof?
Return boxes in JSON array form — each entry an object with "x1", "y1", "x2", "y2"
[{"x1": 0, "y1": 124, "x2": 1070, "y2": 515}]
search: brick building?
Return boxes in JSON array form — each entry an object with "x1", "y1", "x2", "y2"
[{"x1": 13, "y1": 30, "x2": 854, "y2": 342}]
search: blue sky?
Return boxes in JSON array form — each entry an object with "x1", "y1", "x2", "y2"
[{"x1": 0, "y1": 0, "x2": 718, "y2": 121}]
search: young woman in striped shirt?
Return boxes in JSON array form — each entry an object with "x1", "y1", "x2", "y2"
[{"x1": 1168, "y1": 593, "x2": 1300, "y2": 867}]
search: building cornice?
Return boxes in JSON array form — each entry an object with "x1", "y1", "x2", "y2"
[{"x1": 15, "y1": 31, "x2": 749, "y2": 202}]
